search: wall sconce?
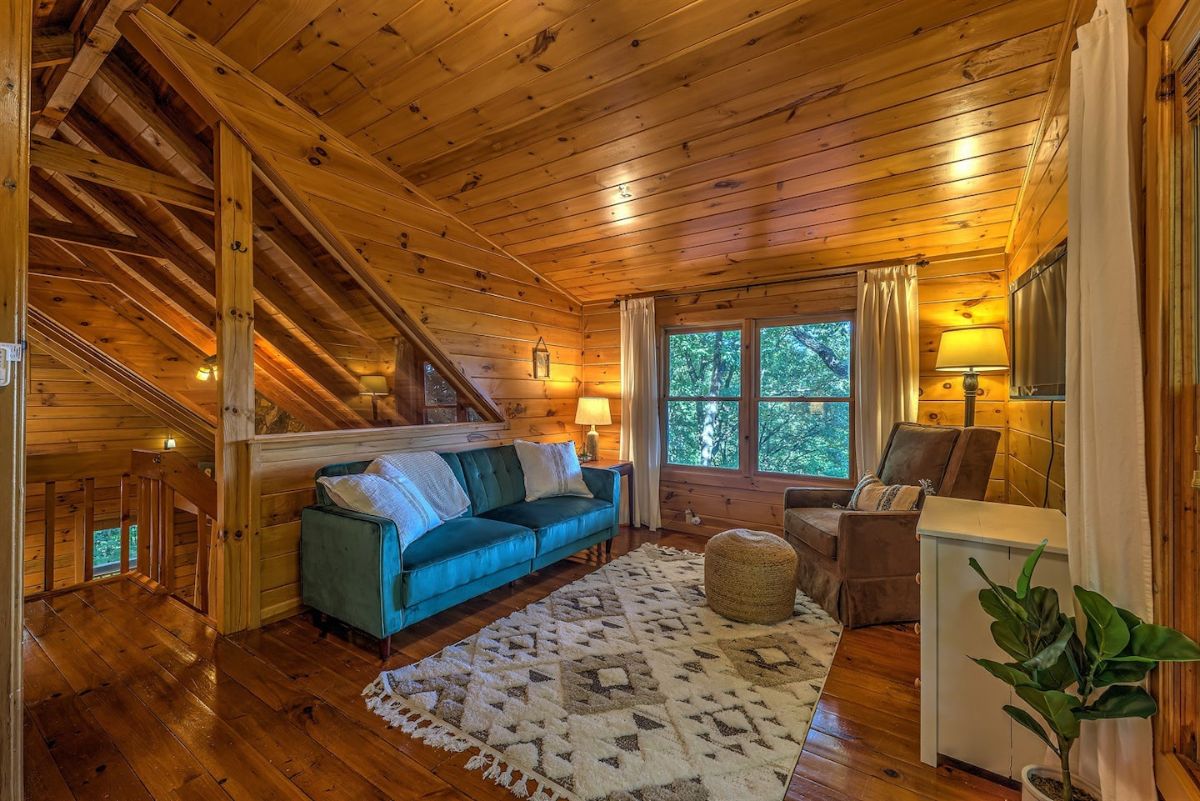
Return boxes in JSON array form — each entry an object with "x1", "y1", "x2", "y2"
[
  {"x1": 360, "y1": 374, "x2": 389, "y2": 422},
  {"x1": 195, "y1": 354, "x2": 217, "y2": 382},
  {"x1": 163, "y1": 434, "x2": 177, "y2": 450},
  {"x1": 532, "y1": 337, "x2": 551, "y2": 379}
]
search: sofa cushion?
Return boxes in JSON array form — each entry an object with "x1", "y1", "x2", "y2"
[
  {"x1": 454, "y1": 445, "x2": 527, "y2": 515},
  {"x1": 401, "y1": 517, "x2": 535, "y2": 605},
  {"x1": 784, "y1": 507, "x2": 842, "y2": 559},
  {"x1": 481, "y1": 496, "x2": 614, "y2": 555}
]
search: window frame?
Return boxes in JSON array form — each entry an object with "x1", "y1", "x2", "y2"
[{"x1": 659, "y1": 313, "x2": 855, "y2": 486}]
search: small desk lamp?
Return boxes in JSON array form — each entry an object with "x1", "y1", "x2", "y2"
[
  {"x1": 935, "y1": 326, "x2": 1009, "y2": 427},
  {"x1": 575, "y1": 397, "x2": 611, "y2": 462}
]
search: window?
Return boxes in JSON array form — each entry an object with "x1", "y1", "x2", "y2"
[
  {"x1": 663, "y1": 328, "x2": 741, "y2": 469},
  {"x1": 663, "y1": 317, "x2": 853, "y2": 480},
  {"x1": 421, "y1": 362, "x2": 483, "y2": 424},
  {"x1": 91, "y1": 524, "x2": 138, "y2": 577},
  {"x1": 756, "y1": 320, "x2": 852, "y2": 479}
]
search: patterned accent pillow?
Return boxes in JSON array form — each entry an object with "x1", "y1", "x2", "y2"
[
  {"x1": 367, "y1": 451, "x2": 470, "y2": 521},
  {"x1": 513, "y1": 440, "x2": 594, "y2": 502},
  {"x1": 846, "y1": 473, "x2": 924, "y2": 512},
  {"x1": 318, "y1": 472, "x2": 440, "y2": 551}
]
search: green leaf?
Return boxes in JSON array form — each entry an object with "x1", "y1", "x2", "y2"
[
  {"x1": 1015, "y1": 686, "x2": 1081, "y2": 739},
  {"x1": 1093, "y1": 659, "x2": 1153, "y2": 687},
  {"x1": 973, "y1": 658, "x2": 1036, "y2": 688},
  {"x1": 1078, "y1": 686, "x2": 1158, "y2": 720},
  {"x1": 970, "y1": 558, "x2": 1028, "y2": 622},
  {"x1": 1024, "y1": 616, "x2": 1075, "y2": 671},
  {"x1": 1129, "y1": 624, "x2": 1200, "y2": 662},
  {"x1": 1025, "y1": 587, "x2": 1062, "y2": 643},
  {"x1": 1033, "y1": 649, "x2": 1080, "y2": 691},
  {"x1": 1074, "y1": 586, "x2": 1131, "y2": 660},
  {"x1": 992, "y1": 619, "x2": 1032, "y2": 662},
  {"x1": 1016, "y1": 540, "x2": 1047, "y2": 600},
  {"x1": 978, "y1": 588, "x2": 1019, "y2": 624},
  {"x1": 1116, "y1": 606, "x2": 1143, "y2": 631},
  {"x1": 1004, "y1": 705, "x2": 1059, "y2": 754}
]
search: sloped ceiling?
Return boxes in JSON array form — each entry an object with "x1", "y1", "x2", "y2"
[{"x1": 151, "y1": 0, "x2": 1074, "y2": 300}]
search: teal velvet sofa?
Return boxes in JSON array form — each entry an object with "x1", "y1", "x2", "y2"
[{"x1": 300, "y1": 444, "x2": 619, "y2": 658}]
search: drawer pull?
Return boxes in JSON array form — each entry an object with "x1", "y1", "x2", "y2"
[
  {"x1": 915, "y1": 572, "x2": 921, "y2": 585},
  {"x1": 914, "y1": 623, "x2": 921, "y2": 635},
  {"x1": 914, "y1": 677, "x2": 921, "y2": 689}
]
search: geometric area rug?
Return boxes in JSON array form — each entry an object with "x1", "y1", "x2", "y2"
[{"x1": 363, "y1": 544, "x2": 842, "y2": 801}]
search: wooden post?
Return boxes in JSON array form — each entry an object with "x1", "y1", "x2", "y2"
[
  {"x1": 138, "y1": 477, "x2": 150, "y2": 575},
  {"x1": 82, "y1": 477, "x2": 95, "y2": 581},
  {"x1": 42, "y1": 482, "x2": 54, "y2": 592},
  {"x1": 0, "y1": 3, "x2": 31, "y2": 796},
  {"x1": 119, "y1": 474, "x2": 130, "y2": 573},
  {"x1": 214, "y1": 122, "x2": 255, "y2": 634},
  {"x1": 162, "y1": 486, "x2": 175, "y2": 592}
]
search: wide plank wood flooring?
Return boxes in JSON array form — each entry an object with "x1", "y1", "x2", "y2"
[{"x1": 22, "y1": 528, "x2": 1018, "y2": 801}]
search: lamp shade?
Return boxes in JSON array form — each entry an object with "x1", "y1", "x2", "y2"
[
  {"x1": 575, "y1": 396, "x2": 612, "y2": 426},
  {"x1": 935, "y1": 327, "x2": 1009, "y2": 372},
  {"x1": 359, "y1": 374, "x2": 390, "y2": 396}
]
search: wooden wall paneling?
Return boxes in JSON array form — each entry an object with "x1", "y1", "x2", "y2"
[
  {"x1": 213, "y1": 121, "x2": 256, "y2": 634},
  {"x1": 0, "y1": 3, "x2": 30, "y2": 792}
]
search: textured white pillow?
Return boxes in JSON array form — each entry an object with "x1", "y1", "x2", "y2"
[
  {"x1": 513, "y1": 440, "x2": 593, "y2": 502},
  {"x1": 318, "y1": 472, "x2": 440, "y2": 551},
  {"x1": 367, "y1": 452, "x2": 470, "y2": 521}
]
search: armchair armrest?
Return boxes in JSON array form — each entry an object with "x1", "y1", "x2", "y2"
[
  {"x1": 784, "y1": 487, "x2": 853, "y2": 509},
  {"x1": 837, "y1": 510, "x2": 921, "y2": 578},
  {"x1": 583, "y1": 466, "x2": 619, "y2": 505},
  {"x1": 300, "y1": 504, "x2": 402, "y2": 638}
]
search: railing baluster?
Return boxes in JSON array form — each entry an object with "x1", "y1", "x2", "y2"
[
  {"x1": 43, "y1": 480, "x2": 55, "y2": 593},
  {"x1": 119, "y1": 474, "x2": 131, "y2": 574},
  {"x1": 138, "y1": 477, "x2": 151, "y2": 578},
  {"x1": 162, "y1": 487, "x2": 175, "y2": 593},
  {"x1": 195, "y1": 515, "x2": 210, "y2": 613},
  {"x1": 82, "y1": 477, "x2": 95, "y2": 583}
]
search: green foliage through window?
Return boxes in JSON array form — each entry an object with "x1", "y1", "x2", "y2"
[
  {"x1": 92, "y1": 524, "x2": 137, "y2": 576},
  {"x1": 663, "y1": 319, "x2": 853, "y2": 478},
  {"x1": 665, "y1": 329, "x2": 742, "y2": 468}
]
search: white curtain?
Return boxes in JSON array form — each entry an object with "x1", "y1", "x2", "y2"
[
  {"x1": 1066, "y1": 1, "x2": 1154, "y2": 798},
  {"x1": 854, "y1": 265, "x2": 919, "y2": 473},
  {"x1": 619, "y1": 297, "x2": 661, "y2": 530}
]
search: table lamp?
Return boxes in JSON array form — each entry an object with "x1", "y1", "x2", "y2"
[
  {"x1": 935, "y1": 326, "x2": 1008, "y2": 427},
  {"x1": 575, "y1": 397, "x2": 611, "y2": 462}
]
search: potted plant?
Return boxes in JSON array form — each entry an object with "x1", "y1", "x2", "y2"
[{"x1": 968, "y1": 542, "x2": 1200, "y2": 801}]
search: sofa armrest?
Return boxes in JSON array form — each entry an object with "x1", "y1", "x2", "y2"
[
  {"x1": 837, "y1": 510, "x2": 921, "y2": 578},
  {"x1": 300, "y1": 504, "x2": 402, "y2": 638},
  {"x1": 583, "y1": 466, "x2": 619, "y2": 505},
  {"x1": 784, "y1": 487, "x2": 853, "y2": 509}
]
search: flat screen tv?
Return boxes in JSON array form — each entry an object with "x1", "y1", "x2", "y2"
[{"x1": 1010, "y1": 240, "x2": 1067, "y2": 400}]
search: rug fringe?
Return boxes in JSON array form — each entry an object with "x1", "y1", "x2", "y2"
[{"x1": 363, "y1": 682, "x2": 576, "y2": 801}]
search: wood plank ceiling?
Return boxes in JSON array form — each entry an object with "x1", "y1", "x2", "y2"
[{"x1": 152, "y1": 0, "x2": 1072, "y2": 301}]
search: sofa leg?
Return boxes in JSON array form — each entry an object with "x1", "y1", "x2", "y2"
[
  {"x1": 379, "y1": 635, "x2": 391, "y2": 662},
  {"x1": 311, "y1": 609, "x2": 329, "y2": 638},
  {"x1": 605, "y1": 537, "x2": 614, "y2": 557}
]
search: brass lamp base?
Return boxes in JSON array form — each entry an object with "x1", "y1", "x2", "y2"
[{"x1": 962, "y1": 370, "x2": 980, "y2": 428}]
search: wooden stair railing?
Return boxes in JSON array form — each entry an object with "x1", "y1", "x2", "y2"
[{"x1": 128, "y1": 449, "x2": 218, "y2": 612}]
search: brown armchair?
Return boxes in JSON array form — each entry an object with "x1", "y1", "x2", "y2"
[{"x1": 784, "y1": 423, "x2": 1001, "y2": 628}]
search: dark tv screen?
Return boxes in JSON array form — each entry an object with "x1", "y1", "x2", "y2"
[{"x1": 1010, "y1": 241, "x2": 1067, "y2": 400}]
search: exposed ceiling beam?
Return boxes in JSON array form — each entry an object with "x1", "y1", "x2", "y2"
[
  {"x1": 32, "y1": 28, "x2": 73, "y2": 70},
  {"x1": 27, "y1": 307, "x2": 215, "y2": 446},
  {"x1": 30, "y1": 133, "x2": 214, "y2": 212},
  {"x1": 34, "y1": 0, "x2": 146, "y2": 137},
  {"x1": 29, "y1": 216, "x2": 158, "y2": 258}
]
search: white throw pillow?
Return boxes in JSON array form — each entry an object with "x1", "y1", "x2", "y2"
[
  {"x1": 513, "y1": 440, "x2": 593, "y2": 502},
  {"x1": 318, "y1": 472, "x2": 440, "y2": 551}
]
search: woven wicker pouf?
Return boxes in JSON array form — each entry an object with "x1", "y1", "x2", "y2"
[{"x1": 704, "y1": 528, "x2": 798, "y2": 624}]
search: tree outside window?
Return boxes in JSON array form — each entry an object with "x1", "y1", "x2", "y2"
[{"x1": 662, "y1": 317, "x2": 853, "y2": 480}]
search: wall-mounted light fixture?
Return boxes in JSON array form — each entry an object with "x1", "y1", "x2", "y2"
[
  {"x1": 360, "y1": 374, "x2": 389, "y2": 422},
  {"x1": 163, "y1": 433, "x2": 177, "y2": 450},
  {"x1": 195, "y1": 354, "x2": 217, "y2": 382},
  {"x1": 532, "y1": 337, "x2": 551, "y2": 379}
]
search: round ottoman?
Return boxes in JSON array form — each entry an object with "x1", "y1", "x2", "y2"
[{"x1": 705, "y1": 529, "x2": 798, "y2": 624}]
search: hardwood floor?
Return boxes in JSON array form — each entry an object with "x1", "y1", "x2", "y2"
[{"x1": 21, "y1": 528, "x2": 1018, "y2": 801}]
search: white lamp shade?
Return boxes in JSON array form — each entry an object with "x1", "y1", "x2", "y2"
[
  {"x1": 575, "y1": 396, "x2": 612, "y2": 426},
  {"x1": 935, "y1": 327, "x2": 1009, "y2": 372}
]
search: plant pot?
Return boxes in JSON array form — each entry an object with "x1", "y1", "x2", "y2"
[{"x1": 1021, "y1": 765, "x2": 1102, "y2": 801}]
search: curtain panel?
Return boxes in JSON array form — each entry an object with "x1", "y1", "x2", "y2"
[
  {"x1": 619, "y1": 297, "x2": 661, "y2": 530},
  {"x1": 1066, "y1": 0, "x2": 1154, "y2": 797},
  {"x1": 854, "y1": 265, "x2": 920, "y2": 473}
]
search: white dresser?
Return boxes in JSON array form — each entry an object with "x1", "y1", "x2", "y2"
[{"x1": 917, "y1": 496, "x2": 1070, "y2": 781}]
